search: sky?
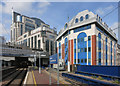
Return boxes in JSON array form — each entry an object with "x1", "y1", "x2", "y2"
[{"x1": 0, "y1": 1, "x2": 119, "y2": 42}]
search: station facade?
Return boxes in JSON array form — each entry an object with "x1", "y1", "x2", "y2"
[{"x1": 56, "y1": 10, "x2": 118, "y2": 68}]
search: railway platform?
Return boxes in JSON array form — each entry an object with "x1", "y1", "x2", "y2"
[{"x1": 24, "y1": 66, "x2": 70, "y2": 85}]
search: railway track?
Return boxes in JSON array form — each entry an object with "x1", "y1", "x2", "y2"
[{"x1": 2, "y1": 68, "x2": 27, "y2": 86}]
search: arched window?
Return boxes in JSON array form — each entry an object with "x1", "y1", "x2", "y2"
[
  {"x1": 64, "y1": 23, "x2": 68, "y2": 29},
  {"x1": 65, "y1": 38, "x2": 68, "y2": 65},
  {"x1": 98, "y1": 33, "x2": 101, "y2": 65},
  {"x1": 75, "y1": 18, "x2": 78, "y2": 23},
  {"x1": 85, "y1": 14, "x2": 89, "y2": 19},
  {"x1": 105, "y1": 38, "x2": 108, "y2": 65},
  {"x1": 77, "y1": 32, "x2": 87, "y2": 65},
  {"x1": 80, "y1": 16, "x2": 83, "y2": 21}
]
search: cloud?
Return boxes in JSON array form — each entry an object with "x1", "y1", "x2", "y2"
[
  {"x1": 1, "y1": 1, "x2": 50, "y2": 15},
  {"x1": 95, "y1": 5, "x2": 114, "y2": 15}
]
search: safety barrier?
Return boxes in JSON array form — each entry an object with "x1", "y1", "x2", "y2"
[
  {"x1": 62, "y1": 73, "x2": 119, "y2": 86},
  {"x1": 75, "y1": 71, "x2": 120, "y2": 81}
]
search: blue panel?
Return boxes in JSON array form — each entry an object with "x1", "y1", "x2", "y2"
[
  {"x1": 50, "y1": 54, "x2": 58, "y2": 64},
  {"x1": 76, "y1": 65, "x2": 120, "y2": 77}
]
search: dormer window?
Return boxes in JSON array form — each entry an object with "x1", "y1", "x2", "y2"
[
  {"x1": 80, "y1": 16, "x2": 83, "y2": 21},
  {"x1": 85, "y1": 14, "x2": 89, "y2": 19},
  {"x1": 75, "y1": 18, "x2": 78, "y2": 23}
]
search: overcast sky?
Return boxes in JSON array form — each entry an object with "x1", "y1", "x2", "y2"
[{"x1": 0, "y1": 0, "x2": 119, "y2": 41}]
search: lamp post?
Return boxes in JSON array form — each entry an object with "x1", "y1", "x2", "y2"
[
  {"x1": 38, "y1": 52, "x2": 41, "y2": 74},
  {"x1": 38, "y1": 51, "x2": 46, "y2": 74}
]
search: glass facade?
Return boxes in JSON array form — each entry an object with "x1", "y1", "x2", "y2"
[
  {"x1": 77, "y1": 32, "x2": 87, "y2": 65},
  {"x1": 25, "y1": 22, "x2": 35, "y2": 32},
  {"x1": 65, "y1": 38, "x2": 68, "y2": 65}
]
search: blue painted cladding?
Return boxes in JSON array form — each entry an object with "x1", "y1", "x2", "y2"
[{"x1": 77, "y1": 65, "x2": 120, "y2": 77}]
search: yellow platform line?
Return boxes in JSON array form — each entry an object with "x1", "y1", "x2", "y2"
[{"x1": 32, "y1": 71, "x2": 37, "y2": 86}]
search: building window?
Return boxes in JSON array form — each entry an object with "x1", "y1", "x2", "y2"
[
  {"x1": 85, "y1": 14, "x2": 89, "y2": 19},
  {"x1": 77, "y1": 32, "x2": 87, "y2": 65},
  {"x1": 55, "y1": 42, "x2": 57, "y2": 53},
  {"x1": 111, "y1": 41, "x2": 112, "y2": 65},
  {"x1": 74, "y1": 39, "x2": 76, "y2": 64},
  {"x1": 28, "y1": 38, "x2": 30, "y2": 47},
  {"x1": 23, "y1": 39, "x2": 27, "y2": 46},
  {"x1": 46, "y1": 40, "x2": 49, "y2": 52},
  {"x1": 65, "y1": 38, "x2": 68, "y2": 65},
  {"x1": 75, "y1": 18, "x2": 78, "y2": 23},
  {"x1": 38, "y1": 40, "x2": 41, "y2": 49},
  {"x1": 80, "y1": 16, "x2": 83, "y2": 21},
  {"x1": 64, "y1": 23, "x2": 68, "y2": 29},
  {"x1": 114, "y1": 43, "x2": 116, "y2": 65},
  {"x1": 21, "y1": 25, "x2": 23, "y2": 35},
  {"x1": 59, "y1": 42, "x2": 61, "y2": 59},
  {"x1": 98, "y1": 33, "x2": 101, "y2": 65},
  {"x1": 38, "y1": 34, "x2": 40, "y2": 37},
  {"x1": 105, "y1": 38, "x2": 108, "y2": 65},
  {"x1": 34, "y1": 36, "x2": 37, "y2": 49},
  {"x1": 88, "y1": 36, "x2": 91, "y2": 65},
  {"x1": 51, "y1": 41, "x2": 54, "y2": 55},
  {"x1": 31, "y1": 37, "x2": 33, "y2": 48}
]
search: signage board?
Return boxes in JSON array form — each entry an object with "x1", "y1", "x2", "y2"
[{"x1": 50, "y1": 54, "x2": 58, "y2": 64}]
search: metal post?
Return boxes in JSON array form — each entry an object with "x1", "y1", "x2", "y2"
[
  {"x1": 39, "y1": 53, "x2": 41, "y2": 73},
  {"x1": 57, "y1": 53, "x2": 59, "y2": 85},
  {"x1": 49, "y1": 64, "x2": 51, "y2": 85},
  {"x1": 34, "y1": 54, "x2": 36, "y2": 67},
  {"x1": 67, "y1": 16, "x2": 70, "y2": 72}
]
